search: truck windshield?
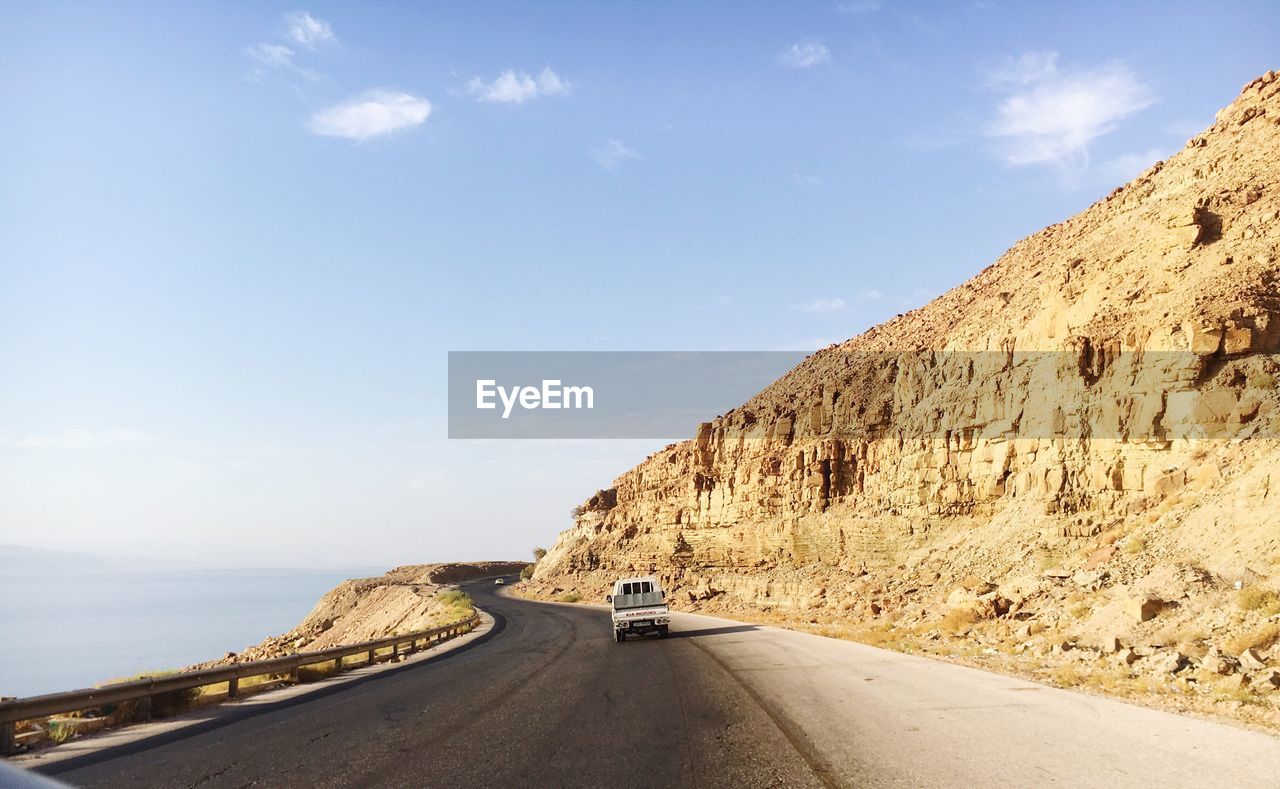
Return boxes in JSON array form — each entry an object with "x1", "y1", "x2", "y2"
[{"x1": 613, "y1": 590, "x2": 663, "y2": 609}]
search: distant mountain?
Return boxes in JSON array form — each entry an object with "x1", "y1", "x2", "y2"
[{"x1": 0, "y1": 545, "x2": 129, "y2": 575}]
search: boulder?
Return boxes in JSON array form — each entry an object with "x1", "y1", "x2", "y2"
[
  {"x1": 1201, "y1": 653, "x2": 1237, "y2": 676},
  {"x1": 1085, "y1": 545, "x2": 1117, "y2": 570},
  {"x1": 1240, "y1": 648, "x2": 1268, "y2": 671},
  {"x1": 1146, "y1": 651, "x2": 1187, "y2": 675},
  {"x1": 1251, "y1": 670, "x2": 1280, "y2": 690},
  {"x1": 1073, "y1": 570, "x2": 1105, "y2": 589},
  {"x1": 979, "y1": 592, "x2": 1012, "y2": 617},
  {"x1": 1124, "y1": 597, "x2": 1161, "y2": 623}
]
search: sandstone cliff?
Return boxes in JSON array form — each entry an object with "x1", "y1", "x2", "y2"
[{"x1": 529, "y1": 71, "x2": 1280, "y2": 725}]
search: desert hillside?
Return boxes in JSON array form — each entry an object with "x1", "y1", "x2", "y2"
[
  {"x1": 528, "y1": 71, "x2": 1280, "y2": 726},
  {"x1": 195, "y1": 561, "x2": 525, "y2": 666}
]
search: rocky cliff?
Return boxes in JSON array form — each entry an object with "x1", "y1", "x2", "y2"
[{"x1": 529, "y1": 71, "x2": 1280, "y2": 725}]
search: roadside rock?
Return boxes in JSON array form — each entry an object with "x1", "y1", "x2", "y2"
[{"x1": 1240, "y1": 648, "x2": 1268, "y2": 671}]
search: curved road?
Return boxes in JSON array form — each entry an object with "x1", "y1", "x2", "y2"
[{"x1": 30, "y1": 580, "x2": 1280, "y2": 788}]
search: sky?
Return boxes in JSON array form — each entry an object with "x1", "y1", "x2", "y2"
[{"x1": 1, "y1": 1, "x2": 1277, "y2": 568}]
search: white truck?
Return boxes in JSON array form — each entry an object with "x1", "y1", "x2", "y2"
[{"x1": 607, "y1": 576, "x2": 670, "y2": 642}]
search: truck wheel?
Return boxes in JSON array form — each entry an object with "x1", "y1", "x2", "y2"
[
  {"x1": 659, "y1": 625, "x2": 669, "y2": 639},
  {"x1": 615, "y1": 630, "x2": 625, "y2": 643}
]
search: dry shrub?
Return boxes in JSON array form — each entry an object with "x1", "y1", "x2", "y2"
[
  {"x1": 1047, "y1": 664, "x2": 1085, "y2": 687},
  {"x1": 940, "y1": 607, "x2": 979, "y2": 633},
  {"x1": 1097, "y1": 526, "x2": 1125, "y2": 546},
  {"x1": 1235, "y1": 587, "x2": 1280, "y2": 615},
  {"x1": 848, "y1": 623, "x2": 900, "y2": 648},
  {"x1": 297, "y1": 662, "x2": 339, "y2": 682},
  {"x1": 1225, "y1": 622, "x2": 1280, "y2": 655},
  {"x1": 47, "y1": 719, "x2": 78, "y2": 744}
]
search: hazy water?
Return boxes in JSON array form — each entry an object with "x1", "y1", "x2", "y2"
[{"x1": 0, "y1": 569, "x2": 377, "y2": 698}]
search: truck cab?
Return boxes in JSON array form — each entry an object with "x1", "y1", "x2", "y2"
[{"x1": 606, "y1": 576, "x2": 670, "y2": 642}]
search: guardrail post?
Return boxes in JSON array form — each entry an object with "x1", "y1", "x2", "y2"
[
  {"x1": 368, "y1": 647, "x2": 376, "y2": 664},
  {"x1": 392, "y1": 642, "x2": 399, "y2": 659},
  {"x1": 228, "y1": 678, "x2": 239, "y2": 699},
  {"x1": 2, "y1": 721, "x2": 15, "y2": 756},
  {"x1": 333, "y1": 657, "x2": 342, "y2": 674},
  {"x1": 136, "y1": 695, "x2": 152, "y2": 723},
  {"x1": 289, "y1": 666, "x2": 300, "y2": 683}
]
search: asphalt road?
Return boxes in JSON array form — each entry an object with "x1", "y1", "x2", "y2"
[{"x1": 31, "y1": 581, "x2": 1280, "y2": 788}]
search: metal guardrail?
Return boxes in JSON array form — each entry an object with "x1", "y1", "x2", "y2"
[{"x1": 0, "y1": 613, "x2": 480, "y2": 756}]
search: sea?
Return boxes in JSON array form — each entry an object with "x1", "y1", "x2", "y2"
[{"x1": 0, "y1": 568, "x2": 379, "y2": 698}]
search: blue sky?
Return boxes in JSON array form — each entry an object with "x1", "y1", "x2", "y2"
[{"x1": 1, "y1": 1, "x2": 1276, "y2": 567}]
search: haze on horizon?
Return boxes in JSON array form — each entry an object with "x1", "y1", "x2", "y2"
[{"x1": 2, "y1": 1, "x2": 1277, "y2": 568}]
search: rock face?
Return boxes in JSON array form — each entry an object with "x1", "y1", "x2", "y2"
[{"x1": 532, "y1": 72, "x2": 1280, "y2": 644}]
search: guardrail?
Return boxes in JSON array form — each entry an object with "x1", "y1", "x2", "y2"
[{"x1": 0, "y1": 612, "x2": 480, "y2": 756}]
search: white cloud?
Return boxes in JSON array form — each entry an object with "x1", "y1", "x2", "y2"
[
  {"x1": 778, "y1": 42, "x2": 830, "y2": 69},
  {"x1": 1097, "y1": 146, "x2": 1171, "y2": 183},
  {"x1": 5, "y1": 429, "x2": 150, "y2": 450},
  {"x1": 245, "y1": 12, "x2": 334, "y2": 80},
  {"x1": 590, "y1": 139, "x2": 640, "y2": 170},
  {"x1": 307, "y1": 90, "x2": 432, "y2": 140},
  {"x1": 837, "y1": 0, "x2": 883, "y2": 14},
  {"x1": 855, "y1": 289, "x2": 884, "y2": 300},
  {"x1": 244, "y1": 42, "x2": 322, "y2": 81},
  {"x1": 983, "y1": 50, "x2": 1059, "y2": 88},
  {"x1": 792, "y1": 173, "x2": 824, "y2": 187},
  {"x1": 466, "y1": 68, "x2": 570, "y2": 104},
  {"x1": 284, "y1": 11, "x2": 337, "y2": 49},
  {"x1": 986, "y1": 58, "x2": 1155, "y2": 171},
  {"x1": 246, "y1": 43, "x2": 296, "y2": 68},
  {"x1": 790, "y1": 297, "x2": 847, "y2": 312}
]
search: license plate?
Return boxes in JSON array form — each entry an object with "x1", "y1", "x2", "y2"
[{"x1": 633, "y1": 620, "x2": 651, "y2": 627}]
